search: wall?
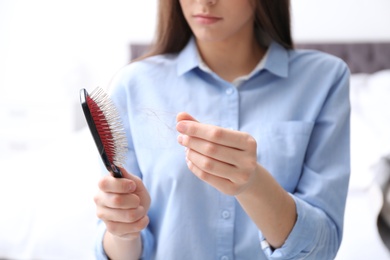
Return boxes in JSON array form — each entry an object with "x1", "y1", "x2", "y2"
[{"x1": 292, "y1": 0, "x2": 390, "y2": 42}]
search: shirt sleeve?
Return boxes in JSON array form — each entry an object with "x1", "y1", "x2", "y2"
[
  {"x1": 95, "y1": 220, "x2": 109, "y2": 260},
  {"x1": 260, "y1": 61, "x2": 351, "y2": 259}
]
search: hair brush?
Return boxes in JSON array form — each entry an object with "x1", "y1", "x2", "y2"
[{"x1": 80, "y1": 87, "x2": 128, "y2": 178}]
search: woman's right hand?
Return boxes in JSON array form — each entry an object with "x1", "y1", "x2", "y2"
[{"x1": 94, "y1": 167, "x2": 151, "y2": 241}]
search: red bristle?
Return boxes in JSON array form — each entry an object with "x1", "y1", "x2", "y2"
[{"x1": 86, "y1": 95, "x2": 116, "y2": 164}]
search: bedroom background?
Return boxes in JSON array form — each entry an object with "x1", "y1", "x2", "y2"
[{"x1": 1, "y1": 0, "x2": 390, "y2": 259}]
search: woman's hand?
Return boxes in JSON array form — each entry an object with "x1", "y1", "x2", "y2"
[
  {"x1": 176, "y1": 112, "x2": 261, "y2": 196},
  {"x1": 94, "y1": 168, "x2": 151, "y2": 241},
  {"x1": 176, "y1": 112, "x2": 297, "y2": 248}
]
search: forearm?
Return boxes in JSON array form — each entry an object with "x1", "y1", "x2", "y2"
[
  {"x1": 103, "y1": 231, "x2": 142, "y2": 260},
  {"x1": 235, "y1": 164, "x2": 297, "y2": 249}
]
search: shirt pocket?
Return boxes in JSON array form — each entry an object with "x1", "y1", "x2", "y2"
[{"x1": 256, "y1": 121, "x2": 314, "y2": 192}]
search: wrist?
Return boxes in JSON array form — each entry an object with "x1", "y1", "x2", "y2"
[
  {"x1": 236, "y1": 163, "x2": 264, "y2": 198},
  {"x1": 104, "y1": 230, "x2": 142, "y2": 260}
]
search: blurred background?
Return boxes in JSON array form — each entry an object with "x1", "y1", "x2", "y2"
[
  {"x1": 0, "y1": 0, "x2": 390, "y2": 259},
  {"x1": 0, "y1": 0, "x2": 157, "y2": 159}
]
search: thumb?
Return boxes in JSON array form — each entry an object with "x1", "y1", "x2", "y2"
[
  {"x1": 119, "y1": 167, "x2": 151, "y2": 209},
  {"x1": 176, "y1": 111, "x2": 199, "y2": 123},
  {"x1": 118, "y1": 167, "x2": 139, "y2": 181},
  {"x1": 119, "y1": 167, "x2": 144, "y2": 190}
]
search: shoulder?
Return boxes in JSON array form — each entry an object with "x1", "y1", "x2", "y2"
[
  {"x1": 106, "y1": 53, "x2": 181, "y2": 100},
  {"x1": 106, "y1": 53, "x2": 179, "y2": 95},
  {"x1": 114, "y1": 53, "x2": 179, "y2": 81},
  {"x1": 289, "y1": 48, "x2": 350, "y2": 78}
]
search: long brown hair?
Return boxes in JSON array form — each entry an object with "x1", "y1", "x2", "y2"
[{"x1": 141, "y1": 0, "x2": 293, "y2": 59}]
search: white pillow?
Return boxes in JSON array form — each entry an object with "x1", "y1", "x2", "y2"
[{"x1": 349, "y1": 69, "x2": 390, "y2": 190}]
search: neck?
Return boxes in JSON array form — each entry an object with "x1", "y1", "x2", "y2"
[{"x1": 196, "y1": 36, "x2": 265, "y2": 83}]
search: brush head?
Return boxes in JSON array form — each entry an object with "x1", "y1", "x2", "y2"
[{"x1": 80, "y1": 87, "x2": 128, "y2": 178}]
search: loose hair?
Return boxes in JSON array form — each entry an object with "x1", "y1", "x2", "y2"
[{"x1": 140, "y1": 0, "x2": 293, "y2": 59}]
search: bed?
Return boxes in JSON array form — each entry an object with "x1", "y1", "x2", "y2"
[{"x1": 0, "y1": 42, "x2": 390, "y2": 259}]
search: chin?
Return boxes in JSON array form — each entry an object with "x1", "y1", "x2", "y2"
[{"x1": 194, "y1": 33, "x2": 226, "y2": 44}]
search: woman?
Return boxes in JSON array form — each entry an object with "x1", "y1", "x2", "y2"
[{"x1": 94, "y1": 0, "x2": 350, "y2": 259}]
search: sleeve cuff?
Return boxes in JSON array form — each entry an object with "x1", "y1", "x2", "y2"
[
  {"x1": 139, "y1": 227, "x2": 154, "y2": 259},
  {"x1": 259, "y1": 194, "x2": 337, "y2": 259}
]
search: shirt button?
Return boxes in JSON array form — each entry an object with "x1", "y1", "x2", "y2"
[
  {"x1": 222, "y1": 210, "x2": 230, "y2": 219},
  {"x1": 225, "y1": 88, "x2": 234, "y2": 95},
  {"x1": 221, "y1": 256, "x2": 229, "y2": 260}
]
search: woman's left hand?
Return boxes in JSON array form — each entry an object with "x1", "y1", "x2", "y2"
[{"x1": 176, "y1": 112, "x2": 260, "y2": 196}]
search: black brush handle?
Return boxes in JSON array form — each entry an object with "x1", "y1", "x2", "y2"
[{"x1": 80, "y1": 88, "x2": 123, "y2": 178}]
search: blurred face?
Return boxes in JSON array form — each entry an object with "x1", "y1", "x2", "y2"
[{"x1": 179, "y1": 0, "x2": 256, "y2": 43}]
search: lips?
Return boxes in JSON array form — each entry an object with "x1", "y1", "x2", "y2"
[{"x1": 193, "y1": 14, "x2": 222, "y2": 25}]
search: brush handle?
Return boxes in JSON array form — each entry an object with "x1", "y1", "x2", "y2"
[{"x1": 110, "y1": 165, "x2": 123, "y2": 178}]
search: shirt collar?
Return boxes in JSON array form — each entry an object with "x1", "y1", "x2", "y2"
[
  {"x1": 263, "y1": 41, "x2": 289, "y2": 78},
  {"x1": 176, "y1": 37, "x2": 199, "y2": 76},
  {"x1": 176, "y1": 37, "x2": 289, "y2": 78}
]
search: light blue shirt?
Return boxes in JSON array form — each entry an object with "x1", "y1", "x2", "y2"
[{"x1": 95, "y1": 38, "x2": 350, "y2": 260}]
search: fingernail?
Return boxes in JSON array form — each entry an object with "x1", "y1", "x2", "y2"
[
  {"x1": 177, "y1": 134, "x2": 183, "y2": 144},
  {"x1": 186, "y1": 157, "x2": 192, "y2": 168},
  {"x1": 176, "y1": 122, "x2": 187, "y2": 132},
  {"x1": 128, "y1": 181, "x2": 136, "y2": 192}
]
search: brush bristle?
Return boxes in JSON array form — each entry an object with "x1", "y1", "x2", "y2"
[{"x1": 86, "y1": 87, "x2": 128, "y2": 167}]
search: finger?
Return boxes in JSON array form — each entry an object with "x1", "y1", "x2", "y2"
[
  {"x1": 185, "y1": 158, "x2": 239, "y2": 195},
  {"x1": 186, "y1": 146, "x2": 257, "y2": 186},
  {"x1": 186, "y1": 148, "x2": 236, "y2": 180},
  {"x1": 105, "y1": 215, "x2": 150, "y2": 238},
  {"x1": 98, "y1": 175, "x2": 136, "y2": 194},
  {"x1": 94, "y1": 191, "x2": 141, "y2": 209},
  {"x1": 97, "y1": 205, "x2": 146, "y2": 224},
  {"x1": 176, "y1": 112, "x2": 198, "y2": 123},
  {"x1": 178, "y1": 134, "x2": 242, "y2": 166},
  {"x1": 177, "y1": 121, "x2": 255, "y2": 150}
]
